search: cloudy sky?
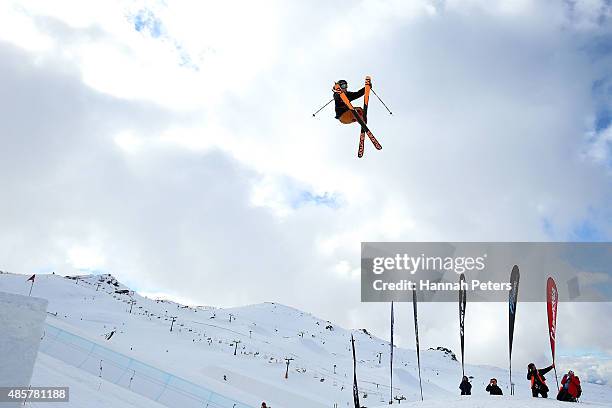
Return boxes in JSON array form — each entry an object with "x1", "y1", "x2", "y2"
[{"x1": 1, "y1": 0, "x2": 611, "y2": 384}]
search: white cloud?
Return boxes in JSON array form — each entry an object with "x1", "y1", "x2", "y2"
[
  {"x1": 0, "y1": 3, "x2": 55, "y2": 52},
  {"x1": 585, "y1": 125, "x2": 612, "y2": 165},
  {"x1": 67, "y1": 245, "x2": 106, "y2": 270},
  {"x1": 0, "y1": 0, "x2": 610, "y2": 381},
  {"x1": 114, "y1": 130, "x2": 144, "y2": 152},
  {"x1": 558, "y1": 355, "x2": 612, "y2": 385}
]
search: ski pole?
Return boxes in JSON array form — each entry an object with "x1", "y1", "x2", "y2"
[
  {"x1": 371, "y1": 88, "x2": 393, "y2": 115},
  {"x1": 312, "y1": 98, "x2": 334, "y2": 117}
]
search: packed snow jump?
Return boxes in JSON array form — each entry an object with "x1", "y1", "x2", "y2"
[{"x1": 313, "y1": 76, "x2": 392, "y2": 158}]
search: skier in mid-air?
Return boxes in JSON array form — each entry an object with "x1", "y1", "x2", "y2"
[
  {"x1": 332, "y1": 76, "x2": 381, "y2": 157},
  {"x1": 313, "y1": 75, "x2": 389, "y2": 157},
  {"x1": 527, "y1": 362, "x2": 554, "y2": 398}
]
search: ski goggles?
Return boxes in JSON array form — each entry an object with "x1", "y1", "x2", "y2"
[{"x1": 338, "y1": 81, "x2": 348, "y2": 89}]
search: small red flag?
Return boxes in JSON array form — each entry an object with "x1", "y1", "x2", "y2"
[{"x1": 27, "y1": 274, "x2": 36, "y2": 282}]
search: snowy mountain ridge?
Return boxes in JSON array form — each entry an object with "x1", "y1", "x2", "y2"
[{"x1": 0, "y1": 272, "x2": 609, "y2": 408}]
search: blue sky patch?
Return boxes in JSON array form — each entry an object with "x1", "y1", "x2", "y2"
[
  {"x1": 132, "y1": 9, "x2": 163, "y2": 38},
  {"x1": 592, "y1": 78, "x2": 611, "y2": 131},
  {"x1": 128, "y1": 9, "x2": 199, "y2": 71},
  {"x1": 541, "y1": 215, "x2": 610, "y2": 242},
  {"x1": 541, "y1": 217, "x2": 555, "y2": 238},
  {"x1": 595, "y1": 111, "x2": 610, "y2": 132},
  {"x1": 571, "y1": 219, "x2": 606, "y2": 241},
  {"x1": 291, "y1": 191, "x2": 340, "y2": 209}
]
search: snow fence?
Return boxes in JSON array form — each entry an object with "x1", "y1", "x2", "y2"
[{"x1": 39, "y1": 323, "x2": 253, "y2": 408}]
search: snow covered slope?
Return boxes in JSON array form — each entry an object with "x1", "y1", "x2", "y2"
[
  {"x1": 371, "y1": 396, "x2": 611, "y2": 408},
  {"x1": 0, "y1": 272, "x2": 609, "y2": 408}
]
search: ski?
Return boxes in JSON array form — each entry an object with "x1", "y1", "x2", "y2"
[
  {"x1": 334, "y1": 83, "x2": 382, "y2": 153},
  {"x1": 366, "y1": 129, "x2": 382, "y2": 151},
  {"x1": 358, "y1": 129, "x2": 366, "y2": 158},
  {"x1": 358, "y1": 76, "x2": 371, "y2": 158},
  {"x1": 361, "y1": 76, "x2": 382, "y2": 151}
]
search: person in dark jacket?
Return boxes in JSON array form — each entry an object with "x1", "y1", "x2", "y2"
[
  {"x1": 459, "y1": 376, "x2": 472, "y2": 395},
  {"x1": 486, "y1": 378, "x2": 503, "y2": 395},
  {"x1": 333, "y1": 79, "x2": 369, "y2": 124},
  {"x1": 557, "y1": 370, "x2": 581, "y2": 402},
  {"x1": 527, "y1": 362, "x2": 554, "y2": 398}
]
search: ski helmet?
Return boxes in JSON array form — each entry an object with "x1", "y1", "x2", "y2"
[{"x1": 337, "y1": 79, "x2": 348, "y2": 89}]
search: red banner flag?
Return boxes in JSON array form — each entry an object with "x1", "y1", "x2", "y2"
[
  {"x1": 546, "y1": 277, "x2": 558, "y2": 361},
  {"x1": 27, "y1": 274, "x2": 36, "y2": 282},
  {"x1": 546, "y1": 277, "x2": 559, "y2": 389}
]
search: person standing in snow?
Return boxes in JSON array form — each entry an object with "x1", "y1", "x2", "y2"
[
  {"x1": 486, "y1": 378, "x2": 503, "y2": 395},
  {"x1": 527, "y1": 362, "x2": 554, "y2": 398},
  {"x1": 557, "y1": 370, "x2": 581, "y2": 402},
  {"x1": 459, "y1": 376, "x2": 472, "y2": 395}
]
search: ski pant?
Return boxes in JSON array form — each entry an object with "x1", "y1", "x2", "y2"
[
  {"x1": 532, "y1": 388, "x2": 548, "y2": 398},
  {"x1": 557, "y1": 390, "x2": 576, "y2": 402},
  {"x1": 338, "y1": 107, "x2": 363, "y2": 124}
]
